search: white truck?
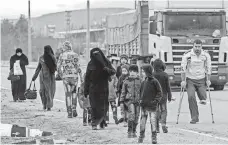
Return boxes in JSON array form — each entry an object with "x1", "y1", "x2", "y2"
[{"x1": 148, "y1": 0, "x2": 228, "y2": 90}]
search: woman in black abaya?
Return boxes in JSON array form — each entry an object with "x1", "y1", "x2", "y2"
[
  {"x1": 10, "y1": 48, "x2": 29, "y2": 102},
  {"x1": 84, "y1": 48, "x2": 116, "y2": 130}
]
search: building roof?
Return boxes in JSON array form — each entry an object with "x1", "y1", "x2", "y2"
[{"x1": 57, "y1": 28, "x2": 105, "y2": 34}]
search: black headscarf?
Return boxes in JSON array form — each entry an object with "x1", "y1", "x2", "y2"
[
  {"x1": 141, "y1": 64, "x2": 154, "y2": 79},
  {"x1": 16, "y1": 48, "x2": 22, "y2": 54},
  {"x1": 88, "y1": 47, "x2": 111, "y2": 70},
  {"x1": 43, "y1": 45, "x2": 56, "y2": 74}
]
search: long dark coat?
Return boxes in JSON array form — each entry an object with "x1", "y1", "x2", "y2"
[
  {"x1": 84, "y1": 48, "x2": 116, "y2": 126},
  {"x1": 32, "y1": 56, "x2": 56, "y2": 109},
  {"x1": 10, "y1": 54, "x2": 29, "y2": 101}
]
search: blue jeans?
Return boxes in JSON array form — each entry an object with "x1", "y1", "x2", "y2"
[{"x1": 139, "y1": 107, "x2": 157, "y2": 137}]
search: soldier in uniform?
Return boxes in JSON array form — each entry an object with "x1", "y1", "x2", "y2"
[
  {"x1": 57, "y1": 41, "x2": 83, "y2": 118},
  {"x1": 181, "y1": 39, "x2": 211, "y2": 124}
]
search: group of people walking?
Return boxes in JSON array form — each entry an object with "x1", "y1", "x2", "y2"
[{"x1": 8, "y1": 39, "x2": 211, "y2": 144}]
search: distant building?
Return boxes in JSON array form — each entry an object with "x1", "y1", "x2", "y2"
[{"x1": 43, "y1": 25, "x2": 56, "y2": 37}]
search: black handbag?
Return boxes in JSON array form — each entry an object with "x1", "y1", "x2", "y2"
[
  {"x1": 24, "y1": 81, "x2": 37, "y2": 99},
  {"x1": 7, "y1": 69, "x2": 20, "y2": 81}
]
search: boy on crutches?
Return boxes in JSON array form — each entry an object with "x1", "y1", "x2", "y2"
[{"x1": 180, "y1": 39, "x2": 212, "y2": 124}]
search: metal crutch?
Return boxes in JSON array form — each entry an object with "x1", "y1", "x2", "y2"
[
  {"x1": 206, "y1": 77, "x2": 215, "y2": 124},
  {"x1": 176, "y1": 86, "x2": 185, "y2": 124}
]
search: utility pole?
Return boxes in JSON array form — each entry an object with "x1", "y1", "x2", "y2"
[
  {"x1": 86, "y1": 0, "x2": 90, "y2": 62},
  {"x1": 135, "y1": 0, "x2": 137, "y2": 9},
  {"x1": 65, "y1": 10, "x2": 72, "y2": 41},
  {"x1": 28, "y1": 0, "x2": 32, "y2": 62}
]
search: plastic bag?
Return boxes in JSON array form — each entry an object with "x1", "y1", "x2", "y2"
[{"x1": 14, "y1": 61, "x2": 23, "y2": 75}]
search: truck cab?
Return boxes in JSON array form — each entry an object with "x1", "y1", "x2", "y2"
[{"x1": 149, "y1": 6, "x2": 228, "y2": 90}]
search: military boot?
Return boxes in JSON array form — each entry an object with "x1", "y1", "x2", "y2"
[
  {"x1": 127, "y1": 121, "x2": 134, "y2": 138},
  {"x1": 156, "y1": 120, "x2": 160, "y2": 133},
  {"x1": 138, "y1": 130, "x2": 145, "y2": 143},
  {"x1": 132, "y1": 122, "x2": 138, "y2": 138},
  {"x1": 83, "y1": 109, "x2": 88, "y2": 126},
  {"x1": 67, "y1": 106, "x2": 72, "y2": 118},
  {"x1": 152, "y1": 131, "x2": 157, "y2": 144}
]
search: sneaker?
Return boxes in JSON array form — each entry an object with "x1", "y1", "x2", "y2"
[
  {"x1": 199, "y1": 100, "x2": 207, "y2": 105},
  {"x1": 114, "y1": 117, "x2": 119, "y2": 125},
  {"x1": 128, "y1": 132, "x2": 133, "y2": 138},
  {"x1": 47, "y1": 108, "x2": 51, "y2": 111},
  {"x1": 132, "y1": 132, "x2": 137, "y2": 138},
  {"x1": 152, "y1": 132, "x2": 157, "y2": 144},
  {"x1": 118, "y1": 118, "x2": 124, "y2": 124},
  {"x1": 100, "y1": 124, "x2": 105, "y2": 130},
  {"x1": 162, "y1": 126, "x2": 168, "y2": 133},
  {"x1": 138, "y1": 135, "x2": 145, "y2": 143},
  {"x1": 92, "y1": 126, "x2": 97, "y2": 130},
  {"x1": 83, "y1": 122, "x2": 87, "y2": 126},
  {"x1": 68, "y1": 112, "x2": 72, "y2": 118},
  {"x1": 72, "y1": 110, "x2": 78, "y2": 117},
  {"x1": 190, "y1": 119, "x2": 199, "y2": 124},
  {"x1": 138, "y1": 137, "x2": 143, "y2": 143}
]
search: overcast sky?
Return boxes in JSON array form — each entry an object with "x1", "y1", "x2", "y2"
[
  {"x1": 0, "y1": 0, "x2": 228, "y2": 19},
  {"x1": 0, "y1": 0, "x2": 136, "y2": 19}
]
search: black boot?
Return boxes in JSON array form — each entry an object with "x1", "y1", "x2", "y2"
[
  {"x1": 88, "y1": 108, "x2": 92, "y2": 126},
  {"x1": 118, "y1": 118, "x2": 124, "y2": 124},
  {"x1": 127, "y1": 121, "x2": 134, "y2": 138},
  {"x1": 138, "y1": 130, "x2": 145, "y2": 143},
  {"x1": 156, "y1": 119, "x2": 160, "y2": 133},
  {"x1": 100, "y1": 120, "x2": 106, "y2": 129},
  {"x1": 67, "y1": 107, "x2": 72, "y2": 118},
  {"x1": 162, "y1": 125, "x2": 168, "y2": 133},
  {"x1": 132, "y1": 122, "x2": 137, "y2": 138},
  {"x1": 152, "y1": 131, "x2": 157, "y2": 144},
  {"x1": 83, "y1": 109, "x2": 88, "y2": 126}
]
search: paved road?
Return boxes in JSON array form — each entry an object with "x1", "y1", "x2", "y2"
[{"x1": 1, "y1": 65, "x2": 228, "y2": 144}]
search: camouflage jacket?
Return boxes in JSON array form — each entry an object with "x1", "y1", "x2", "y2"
[
  {"x1": 57, "y1": 50, "x2": 82, "y2": 79},
  {"x1": 120, "y1": 76, "x2": 142, "y2": 105}
]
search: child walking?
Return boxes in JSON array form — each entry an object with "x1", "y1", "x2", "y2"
[
  {"x1": 120, "y1": 64, "x2": 141, "y2": 138},
  {"x1": 153, "y1": 59, "x2": 173, "y2": 133},
  {"x1": 117, "y1": 65, "x2": 130, "y2": 126},
  {"x1": 106, "y1": 74, "x2": 119, "y2": 124},
  {"x1": 78, "y1": 74, "x2": 92, "y2": 126},
  {"x1": 138, "y1": 64, "x2": 162, "y2": 144}
]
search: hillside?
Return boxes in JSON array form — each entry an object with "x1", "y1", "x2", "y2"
[{"x1": 31, "y1": 8, "x2": 131, "y2": 33}]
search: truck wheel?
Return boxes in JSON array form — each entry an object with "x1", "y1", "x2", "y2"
[{"x1": 213, "y1": 85, "x2": 224, "y2": 91}]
